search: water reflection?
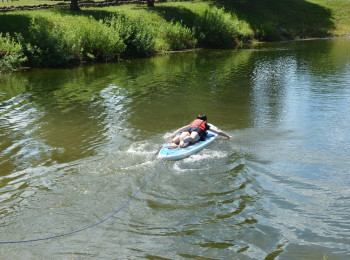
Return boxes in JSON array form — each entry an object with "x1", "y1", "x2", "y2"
[
  {"x1": 0, "y1": 39, "x2": 350, "y2": 258},
  {"x1": 251, "y1": 54, "x2": 296, "y2": 127}
]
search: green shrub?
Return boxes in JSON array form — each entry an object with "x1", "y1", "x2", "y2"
[
  {"x1": 24, "y1": 15, "x2": 126, "y2": 67},
  {"x1": 0, "y1": 33, "x2": 27, "y2": 73},
  {"x1": 25, "y1": 16, "x2": 77, "y2": 67},
  {"x1": 256, "y1": 22, "x2": 282, "y2": 41},
  {"x1": 59, "y1": 15, "x2": 125, "y2": 62},
  {"x1": 108, "y1": 14, "x2": 155, "y2": 58},
  {"x1": 159, "y1": 21, "x2": 197, "y2": 51},
  {"x1": 194, "y1": 7, "x2": 243, "y2": 48}
]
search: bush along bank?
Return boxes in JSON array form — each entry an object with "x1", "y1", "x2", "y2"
[
  {"x1": 0, "y1": 33, "x2": 27, "y2": 73},
  {"x1": 0, "y1": 6, "x2": 254, "y2": 73}
]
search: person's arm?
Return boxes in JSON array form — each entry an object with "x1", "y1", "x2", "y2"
[
  {"x1": 209, "y1": 127, "x2": 232, "y2": 139},
  {"x1": 169, "y1": 125, "x2": 190, "y2": 139}
]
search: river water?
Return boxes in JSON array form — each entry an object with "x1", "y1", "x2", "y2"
[{"x1": 0, "y1": 39, "x2": 350, "y2": 259}]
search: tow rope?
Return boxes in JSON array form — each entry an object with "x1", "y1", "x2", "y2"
[{"x1": 0, "y1": 157, "x2": 167, "y2": 244}]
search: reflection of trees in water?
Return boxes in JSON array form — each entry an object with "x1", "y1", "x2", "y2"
[
  {"x1": 122, "y1": 50, "x2": 255, "y2": 135},
  {"x1": 1, "y1": 39, "x2": 349, "y2": 172},
  {"x1": 296, "y1": 39, "x2": 350, "y2": 80},
  {"x1": 251, "y1": 53, "x2": 296, "y2": 127},
  {"x1": 250, "y1": 39, "x2": 350, "y2": 128},
  {"x1": 0, "y1": 66, "x2": 114, "y2": 173}
]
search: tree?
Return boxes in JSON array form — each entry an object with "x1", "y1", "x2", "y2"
[
  {"x1": 70, "y1": 0, "x2": 80, "y2": 11},
  {"x1": 147, "y1": 0, "x2": 155, "y2": 7}
]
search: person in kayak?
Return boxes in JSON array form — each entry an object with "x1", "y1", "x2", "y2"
[{"x1": 169, "y1": 114, "x2": 232, "y2": 148}]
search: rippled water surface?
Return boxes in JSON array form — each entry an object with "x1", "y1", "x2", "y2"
[{"x1": 1, "y1": 39, "x2": 350, "y2": 259}]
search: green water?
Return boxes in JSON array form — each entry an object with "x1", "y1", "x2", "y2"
[{"x1": 1, "y1": 39, "x2": 350, "y2": 259}]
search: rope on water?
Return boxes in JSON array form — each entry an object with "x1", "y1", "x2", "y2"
[{"x1": 0, "y1": 156, "x2": 167, "y2": 244}]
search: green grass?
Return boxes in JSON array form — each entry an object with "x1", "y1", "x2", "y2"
[
  {"x1": 0, "y1": 2, "x2": 256, "y2": 71},
  {"x1": 309, "y1": 0, "x2": 350, "y2": 36},
  {"x1": 0, "y1": 0, "x2": 62, "y2": 7},
  {"x1": 213, "y1": 0, "x2": 350, "y2": 39},
  {"x1": 0, "y1": 0, "x2": 349, "y2": 72},
  {"x1": 0, "y1": 0, "x2": 105, "y2": 7},
  {"x1": 212, "y1": 0, "x2": 334, "y2": 40},
  {"x1": 1, "y1": 0, "x2": 350, "y2": 38}
]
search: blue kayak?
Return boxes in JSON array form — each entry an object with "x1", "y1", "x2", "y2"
[{"x1": 158, "y1": 124, "x2": 218, "y2": 160}]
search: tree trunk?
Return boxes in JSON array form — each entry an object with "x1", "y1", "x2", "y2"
[
  {"x1": 70, "y1": 0, "x2": 80, "y2": 11},
  {"x1": 147, "y1": 0, "x2": 154, "y2": 7}
]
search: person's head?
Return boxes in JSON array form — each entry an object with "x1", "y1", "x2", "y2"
[{"x1": 197, "y1": 113, "x2": 207, "y2": 121}]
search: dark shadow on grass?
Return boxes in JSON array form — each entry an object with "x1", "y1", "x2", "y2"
[
  {"x1": 65, "y1": 5, "x2": 200, "y2": 28},
  {"x1": 0, "y1": 9, "x2": 119, "y2": 36},
  {"x1": 152, "y1": 6, "x2": 199, "y2": 28},
  {"x1": 0, "y1": 14, "x2": 32, "y2": 37},
  {"x1": 212, "y1": 0, "x2": 335, "y2": 40},
  {"x1": 55, "y1": 8, "x2": 121, "y2": 20}
]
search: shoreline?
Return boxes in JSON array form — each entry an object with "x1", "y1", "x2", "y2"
[
  {"x1": 1, "y1": 0, "x2": 349, "y2": 73},
  {"x1": 15, "y1": 36, "x2": 349, "y2": 73}
]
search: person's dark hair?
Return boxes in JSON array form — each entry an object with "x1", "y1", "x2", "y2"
[{"x1": 197, "y1": 113, "x2": 207, "y2": 121}]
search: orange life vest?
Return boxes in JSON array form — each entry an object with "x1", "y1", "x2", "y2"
[{"x1": 190, "y1": 119, "x2": 207, "y2": 131}]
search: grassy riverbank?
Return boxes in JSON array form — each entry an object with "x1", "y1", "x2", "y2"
[{"x1": 1, "y1": 0, "x2": 350, "y2": 73}]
